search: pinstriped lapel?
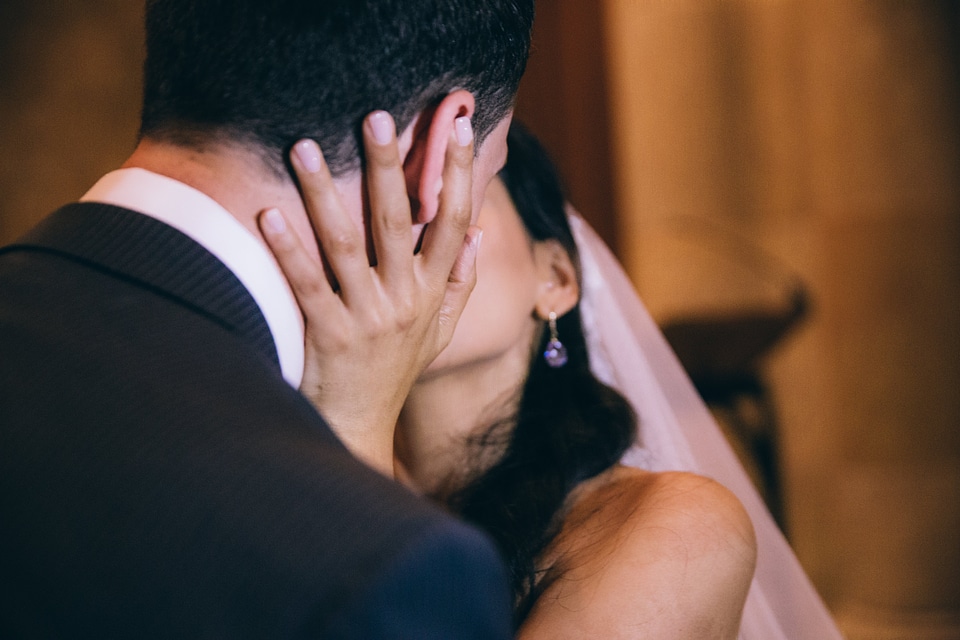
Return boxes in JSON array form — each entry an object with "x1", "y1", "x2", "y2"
[{"x1": 5, "y1": 202, "x2": 281, "y2": 373}]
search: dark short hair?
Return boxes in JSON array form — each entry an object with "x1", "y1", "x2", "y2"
[{"x1": 140, "y1": 0, "x2": 534, "y2": 176}]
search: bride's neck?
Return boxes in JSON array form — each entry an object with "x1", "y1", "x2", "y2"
[{"x1": 395, "y1": 355, "x2": 529, "y2": 495}]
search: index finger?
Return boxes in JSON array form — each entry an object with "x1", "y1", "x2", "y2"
[{"x1": 291, "y1": 138, "x2": 375, "y2": 308}]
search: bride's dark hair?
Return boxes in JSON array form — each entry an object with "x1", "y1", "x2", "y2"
[{"x1": 442, "y1": 122, "x2": 638, "y2": 623}]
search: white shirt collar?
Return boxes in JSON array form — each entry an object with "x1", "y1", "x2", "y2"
[{"x1": 81, "y1": 168, "x2": 305, "y2": 388}]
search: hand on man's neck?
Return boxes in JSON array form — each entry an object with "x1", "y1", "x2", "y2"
[{"x1": 122, "y1": 137, "x2": 362, "y2": 263}]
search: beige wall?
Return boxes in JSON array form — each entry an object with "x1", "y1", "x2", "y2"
[
  {"x1": 2, "y1": 2, "x2": 958, "y2": 638},
  {"x1": 596, "y1": 1, "x2": 960, "y2": 638},
  {"x1": 0, "y1": 0, "x2": 143, "y2": 244}
]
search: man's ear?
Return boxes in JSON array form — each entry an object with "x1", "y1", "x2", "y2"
[
  {"x1": 533, "y1": 240, "x2": 580, "y2": 320},
  {"x1": 402, "y1": 89, "x2": 475, "y2": 224}
]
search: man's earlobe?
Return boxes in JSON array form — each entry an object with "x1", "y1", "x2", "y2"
[{"x1": 402, "y1": 89, "x2": 476, "y2": 225}]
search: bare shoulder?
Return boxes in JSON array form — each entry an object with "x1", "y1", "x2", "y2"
[
  {"x1": 518, "y1": 466, "x2": 757, "y2": 640},
  {"x1": 624, "y1": 467, "x2": 757, "y2": 554},
  {"x1": 556, "y1": 466, "x2": 757, "y2": 573}
]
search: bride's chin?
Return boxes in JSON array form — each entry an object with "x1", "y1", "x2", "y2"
[{"x1": 416, "y1": 343, "x2": 480, "y2": 382}]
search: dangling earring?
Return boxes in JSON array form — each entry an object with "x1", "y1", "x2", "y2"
[{"x1": 543, "y1": 311, "x2": 568, "y2": 368}]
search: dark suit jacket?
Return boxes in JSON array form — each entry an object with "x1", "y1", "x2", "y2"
[{"x1": 0, "y1": 203, "x2": 512, "y2": 639}]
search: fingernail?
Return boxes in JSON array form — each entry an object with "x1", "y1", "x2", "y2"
[
  {"x1": 263, "y1": 208, "x2": 287, "y2": 234},
  {"x1": 294, "y1": 139, "x2": 322, "y2": 173},
  {"x1": 369, "y1": 111, "x2": 394, "y2": 146},
  {"x1": 454, "y1": 116, "x2": 473, "y2": 147},
  {"x1": 468, "y1": 227, "x2": 483, "y2": 252}
]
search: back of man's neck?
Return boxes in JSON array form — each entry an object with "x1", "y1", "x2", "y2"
[{"x1": 122, "y1": 138, "x2": 305, "y2": 243}]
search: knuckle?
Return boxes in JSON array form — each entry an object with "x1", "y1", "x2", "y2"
[
  {"x1": 298, "y1": 276, "x2": 323, "y2": 298},
  {"x1": 447, "y1": 200, "x2": 471, "y2": 223},
  {"x1": 394, "y1": 297, "x2": 417, "y2": 329},
  {"x1": 326, "y1": 231, "x2": 362, "y2": 257},
  {"x1": 314, "y1": 316, "x2": 353, "y2": 352},
  {"x1": 365, "y1": 308, "x2": 388, "y2": 336},
  {"x1": 379, "y1": 207, "x2": 411, "y2": 236}
]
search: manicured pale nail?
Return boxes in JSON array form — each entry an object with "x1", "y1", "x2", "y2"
[
  {"x1": 263, "y1": 208, "x2": 287, "y2": 234},
  {"x1": 454, "y1": 116, "x2": 473, "y2": 147},
  {"x1": 294, "y1": 139, "x2": 322, "y2": 173},
  {"x1": 369, "y1": 111, "x2": 394, "y2": 146},
  {"x1": 467, "y1": 226, "x2": 483, "y2": 252}
]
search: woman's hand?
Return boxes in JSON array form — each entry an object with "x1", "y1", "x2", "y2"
[{"x1": 258, "y1": 111, "x2": 480, "y2": 477}]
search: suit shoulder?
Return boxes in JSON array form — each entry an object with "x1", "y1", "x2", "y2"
[{"x1": 323, "y1": 517, "x2": 512, "y2": 640}]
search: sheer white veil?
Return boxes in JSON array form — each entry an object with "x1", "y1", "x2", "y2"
[{"x1": 570, "y1": 211, "x2": 843, "y2": 640}]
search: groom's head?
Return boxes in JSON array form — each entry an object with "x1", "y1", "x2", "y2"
[{"x1": 138, "y1": 0, "x2": 534, "y2": 218}]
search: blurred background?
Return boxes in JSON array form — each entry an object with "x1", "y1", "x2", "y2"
[{"x1": 1, "y1": 1, "x2": 958, "y2": 638}]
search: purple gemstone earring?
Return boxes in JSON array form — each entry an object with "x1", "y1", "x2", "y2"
[{"x1": 543, "y1": 311, "x2": 568, "y2": 368}]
